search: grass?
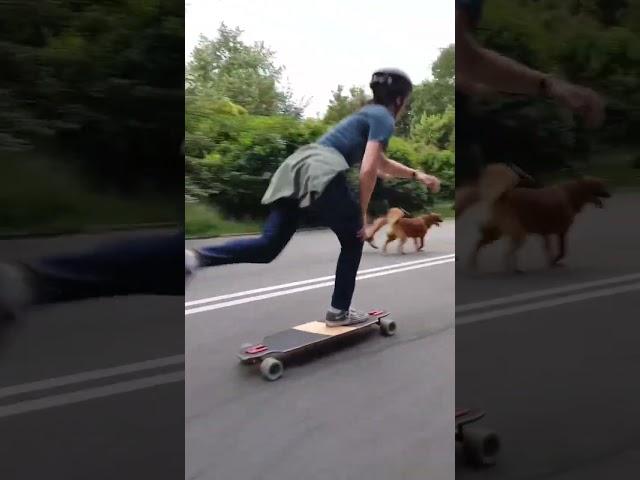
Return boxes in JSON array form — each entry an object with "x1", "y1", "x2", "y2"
[
  {"x1": 428, "y1": 201, "x2": 455, "y2": 219},
  {"x1": 185, "y1": 202, "x2": 262, "y2": 238},
  {"x1": 1, "y1": 154, "x2": 179, "y2": 236}
]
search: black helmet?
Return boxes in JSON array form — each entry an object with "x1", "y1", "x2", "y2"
[{"x1": 370, "y1": 68, "x2": 413, "y2": 97}]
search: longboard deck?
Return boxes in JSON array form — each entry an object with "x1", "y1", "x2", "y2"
[{"x1": 238, "y1": 310, "x2": 389, "y2": 363}]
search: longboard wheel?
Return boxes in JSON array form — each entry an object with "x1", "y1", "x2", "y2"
[
  {"x1": 260, "y1": 357, "x2": 283, "y2": 381},
  {"x1": 379, "y1": 317, "x2": 397, "y2": 336},
  {"x1": 462, "y1": 427, "x2": 500, "y2": 466}
]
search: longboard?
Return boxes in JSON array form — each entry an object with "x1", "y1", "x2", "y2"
[
  {"x1": 456, "y1": 408, "x2": 501, "y2": 467},
  {"x1": 238, "y1": 310, "x2": 396, "y2": 381}
]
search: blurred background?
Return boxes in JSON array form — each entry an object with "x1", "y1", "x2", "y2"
[
  {"x1": 1, "y1": 1, "x2": 184, "y2": 479},
  {"x1": 1, "y1": 0, "x2": 183, "y2": 234},
  {"x1": 459, "y1": 0, "x2": 640, "y2": 185},
  {"x1": 456, "y1": 1, "x2": 640, "y2": 477}
]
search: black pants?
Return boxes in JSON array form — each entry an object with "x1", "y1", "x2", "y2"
[{"x1": 196, "y1": 174, "x2": 364, "y2": 311}]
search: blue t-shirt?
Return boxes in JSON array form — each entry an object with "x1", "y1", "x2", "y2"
[
  {"x1": 456, "y1": 0, "x2": 484, "y2": 26},
  {"x1": 317, "y1": 104, "x2": 395, "y2": 167}
]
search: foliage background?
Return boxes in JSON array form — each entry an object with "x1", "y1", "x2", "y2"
[
  {"x1": 1, "y1": 0, "x2": 184, "y2": 234},
  {"x1": 461, "y1": 0, "x2": 640, "y2": 185},
  {"x1": 185, "y1": 24, "x2": 455, "y2": 236}
]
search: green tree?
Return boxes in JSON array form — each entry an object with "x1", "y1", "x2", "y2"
[
  {"x1": 411, "y1": 106, "x2": 455, "y2": 151},
  {"x1": 186, "y1": 23, "x2": 303, "y2": 117},
  {"x1": 323, "y1": 85, "x2": 370, "y2": 123},
  {"x1": 408, "y1": 45, "x2": 455, "y2": 134}
]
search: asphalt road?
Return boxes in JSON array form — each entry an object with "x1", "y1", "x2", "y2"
[
  {"x1": 455, "y1": 192, "x2": 640, "y2": 478},
  {"x1": 0, "y1": 230, "x2": 184, "y2": 480},
  {"x1": 186, "y1": 222, "x2": 455, "y2": 480},
  {"x1": 9, "y1": 184, "x2": 631, "y2": 480}
]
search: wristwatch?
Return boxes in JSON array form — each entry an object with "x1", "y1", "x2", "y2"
[{"x1": 412, "y1": 169, "x2": 418, "y2": 179}]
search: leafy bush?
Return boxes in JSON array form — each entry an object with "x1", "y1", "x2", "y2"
[
  {"x1": 187, "y1": 114, "x2": 330, "y2": 218},
  {"x1": 187, "y1": 111, "x2": 455, "y2": 220},
  {"x1": 184, "y1": 26, "x2": 455, "y2": 226},
  {"x1": 387, "y1": 137, "x2": 421, "y2": 168}
]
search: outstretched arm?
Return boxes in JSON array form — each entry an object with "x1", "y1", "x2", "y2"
[
  {"x1": 456, "y1": 10, "x2": 547, "y2": 96},
  {"x1": 379, "y1": 155, "x2": 441, "y2": 193},
  {"x1": 456, "y1": 75, "x2": 497, "y2": 98},
  {"x1": 456, "y1": 9, "x2": 604, "y2": 127}
]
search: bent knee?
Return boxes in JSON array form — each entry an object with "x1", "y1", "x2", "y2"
[{"x1": 254, "y1": 235, "x2": 288, "y2": 263}]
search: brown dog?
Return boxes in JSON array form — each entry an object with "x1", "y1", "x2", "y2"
[
  {"x1": 384, "y1": 213, "x2": 443, "y2": 254},
  {"x1": 366, "y1": 207, "x2": 442, "y2": 254},
  {"x1": 470, "y1": 164, "x2": 611, "y2": 272}
]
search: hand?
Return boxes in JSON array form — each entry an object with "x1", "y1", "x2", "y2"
[
  {"x1": 357, "y1": 224, "x2": 377, "y2": 243},
  {"x1": 416, "y1": 172, "x2": 441, "y2": 193},
  {"x1": 546, "y1": 77, "x2": 605, "y2": 129}
]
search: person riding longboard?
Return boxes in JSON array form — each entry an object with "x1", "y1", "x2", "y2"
[{"x1": 185, "y1": 68, "x2": 441, "y2": 327}]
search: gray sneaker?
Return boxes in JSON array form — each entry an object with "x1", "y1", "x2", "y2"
[
  {"x1": 325, "y1": 308, "x2": 371, "y2": 327},
  {"x1": 185, "y1": 249, "x2": 199, "y2": 287}
]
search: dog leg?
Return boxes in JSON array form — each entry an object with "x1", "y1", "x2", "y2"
[
  {"x1": 383, "y1": 233, "x2": 396, "y2": 255},
  {"x1": 552, "y1": 233, "x2": 567, "y2": 266},
  {"x1": 413, "y1": 238, "x2": 420, "y2": 251},
  {"x1": 506, "y1": 235, "x2": 526, "y2": 274},
  {"x1": 366, "y1": 216, "x2": 388, "y2": 249},
  {"x1": 543, "y1": 235, "x2": 555, "y2": 267},
  {"x1": 418, "y1": 236, "x2": 425, "y2": 251},
  {"x1": 469, "y1": 224, "x2": 501, "y2": 271},
  {"x1": 398, "y1": 237, "x2": 407, "y2": 255}
]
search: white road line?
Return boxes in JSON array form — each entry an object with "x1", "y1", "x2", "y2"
[
  {"x1": 186, "y1": 254, "x2": 455, "y2": 307},
  {"x1": 0, "y1": 254, "x2": 455, "y2": 418},
  {"x1": 457, "y1": 281, "x2": 640, "y2": 326},
  {"x1": 457, "y1": 272, "x2": 640, "y2": 313},
  {"x1": 186, "y1": 257, "x2": 455, "y2": 316},
  {"x1": 0, "y1": 355, "x2": 184, "y2": 400},
  {"x1": 0, "y1": 372, "x2": 184, "y2": 419}
]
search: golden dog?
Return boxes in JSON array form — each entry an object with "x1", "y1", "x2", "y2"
[
  {"x1": 470, "y1": 164, "x2": 611, "y2": 272},
  {"x1": 366, "y1": 207, "x2": 442, "y2": 254}
]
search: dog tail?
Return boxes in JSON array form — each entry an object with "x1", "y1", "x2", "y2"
[
  {"x1": 478, "y1": 163, "x2": 520, "y2": 205},
  {"x1": 365, "y1": 207, "x2": 407, "y2": 248},
  {"x1": 386, "y1": 207, "x2": 406, "y2": 229}
]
